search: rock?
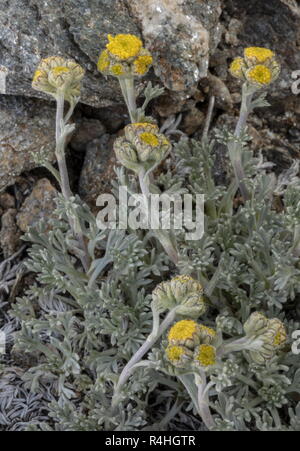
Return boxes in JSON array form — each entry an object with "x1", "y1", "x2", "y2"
[
  {"x1": 0, "y1": 96, "x2": 56, "y2": 192},
  {"x1": 207, "y1": 73, "x2": 233, "y2": 110},
  {"x1": 129, "y1": 0, "x2": 222, "y2": 92},
  {"x1": 16, "y1": 178, "x2": 58, "y2": 232},
  {"x1": 182, "y1": 107, "x2": 205, "y2": 135},
  {"x1": 280, "y1": 0, "x2": 300, "y2": 17},
  {"x1": 0, "y1": 209, "x2": 21, "y2": 258},
  {"x1": 79, "y1": 134, "x2": 116, "y2": 210},
  {"x1": 0, "y1": 0, "x2": 138, "y2": 108},
  {"x1": 0, "y1": 193, "x2": 15, "y2": 210},
  {"x1": 0, "y1": 0, "x2": 222, "y2": 106},
  {"x1": 223, "y1": 0, "x2": 300, "y2": 102},
  {"x1": 70, "y1": 118, "x2": 106, "y2": 152},
  {"x1": 225, "y1": 18, "x2": 243, "y2": 46}
]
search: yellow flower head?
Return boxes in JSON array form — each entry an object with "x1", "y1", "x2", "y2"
[
  {"x1": 51, "y1": 66, "x2": 70, "y2": 76},
  {"x1": 33, "y1": 69, "x2": 45, "y2": 83},
  {"x1": 106, "y1": 34, "x2": 142, "y2": 60},
  {"x1": 32, "y1": 56, "x2": 84, "y2": 101},
  {"x1": 229, "y1": 47, "x2": 279, "y2": 88},
  {"x1": 166, "y1": 345, "x2": 185, "y2": 361},
  {"x1": 114, "y1": 122, "x2": 170, "y2": 173},
  {"x1": 97, "y1": 50, "x2": 110, "y2": 72},
  {"x1": 168, "y1": 319, "x2": 200, "y2": 348},
  {"x1": 133, "y1": 55, "x2": 153, "y2": 75},
  {"x1": 165, "y1": 345, "x2": 193, "y2": 368},
  {"x1": 244, "y1": 47, "x2": 274, "y2": 64},
  {"x1": 139, "y1": 132, "x2": 159, "y2": 147},
  {"x1": 246, "y1": 65, "x2": 272, "y2": 86},
  {"x1": 269, "y1": 319, "x2": 287, "y2": 348},
  {"x1": 194, "y1": 344, "x2": 216, "y2": 367},
  {"x1": 131, "y1": 122, "x2": 158, "y2": 130},
  {"x1": 98, "y1": 35, "x2": 152, "y2": 79},
  {"x1": 168, "y1": 320, "x2": 197, "y2": 341},
  {"x1": 111, "y1": 64, "x2": 125, "y2": 76},
  {"x1": 229, "y1": 57, "x2": 246, "y2": 80}
]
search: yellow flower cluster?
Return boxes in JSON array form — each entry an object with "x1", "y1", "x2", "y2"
[
  {"x1": 229, "y1": 46, "x2": 280, "y2": 87},
  {"x1": 166, "y1": 319, "x2": 217, "y2": 369},
  {"x1": 98, "y1": 34, "x2": 153, "y2": 78},
  {"x1": 32, "y1": 56, "x2": 85, "y2": 102},
  {"x1": 113, "y1": 122, "x2": 171, "y2": 173}
]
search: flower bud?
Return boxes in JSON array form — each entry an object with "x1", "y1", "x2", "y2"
[
  {"x1": 268, "y1": 319, "x2": 287, "y2": 348},
  {"x1": 244, "y1": 313, "x2": 287, "y2": 364},
  {"x1": 198, "y1": 325, "x2": 217, "y2": 345},
  {"x1": 114, "y1": 123, "x2": 171, "y2": 174},
  {"x1": 32, "y1": 56, "x2": 85, "y2": 102},
  {"x1": 244, "y1": 312, "x2": 269, "y2": 338},
  {"x1": 97, "y1": 34, "x2": 153, "y2": 78},
  {"x1": 152, "y1": 275, "x2": 206, "y2": 317}
]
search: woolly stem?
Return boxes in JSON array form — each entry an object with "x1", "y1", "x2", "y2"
[
  {"x1": 228, "y1": 83, "x2": 253, "y2": 202},
  {"x1": 179, "y1": 373, "x2": 215, "y2": 430},
  {"x1": 138, "y1": 168, "x2": 179, "y2": 265},
  {"x1": 112, "y1": 307, "x2": 178, "y2": 407},
  {"x1": 54, "y1": 92, "x2": 90, "y2": 272},
  {"x1": 119, "y1": 76, "x2": 137, "y2": 123}
]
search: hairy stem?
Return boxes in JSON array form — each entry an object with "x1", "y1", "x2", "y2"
[
  {"x1": 55, "y1": 92, "x2": 90, "y2": 272},
  {"x1": 119, "y1": 77, "x2": 137, "y2": 123},
  {"x1": 196, "y1": 372, "x2": 216, "y2": 430},
  {"x1": 138, "y1": 168, "x2": 179, "y2": 265},
  {"x1": 112, "y1": 307, "x2": 178, "y2": 407},
  {"x1": 179, "y1": 373, "x2": 215, "y2": 430},
  {"x1": 228, "y1": 84, "x2": 254, "y2": 202}
]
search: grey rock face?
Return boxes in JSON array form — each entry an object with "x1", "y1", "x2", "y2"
[
  {"x1": 0, "y1": 0, "x2": 138, "y2": 107},
  {"x1": 129, "y1": 0, "x2": 222, "y2": 92},
  {"x1": 0, "y1": 96, "x2": 56, "y2": 192},
  {"x1": 0, "y1": 0, "x2": 222, "y2": 106}
]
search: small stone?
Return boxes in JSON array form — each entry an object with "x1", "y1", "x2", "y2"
[
  {"x1": 225, "y1": 18, "x2": 243, "y2": 46},
  {"x1": 207, "y1": 73, "x2": 233, "y2": 110},
  {"x1": 154, "y1": 92, "x2": 187, "y2": 117},
  {"x1": 16, "y1": 178, "x2": 58, "y2": 232},
  {"x1": 0, "y1": 193, "x2": 15, "y2": 210},
  {"x1": 182, "y1": 107, "x2": 205, "y2": 135},
  {"x1": 0, "y1": 209, "x2": 21, "y2": 258}
]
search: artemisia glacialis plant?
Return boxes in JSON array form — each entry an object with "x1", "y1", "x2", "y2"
[{"x1": 2, "y1": 38, "x2": 300, "y2": 431}]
